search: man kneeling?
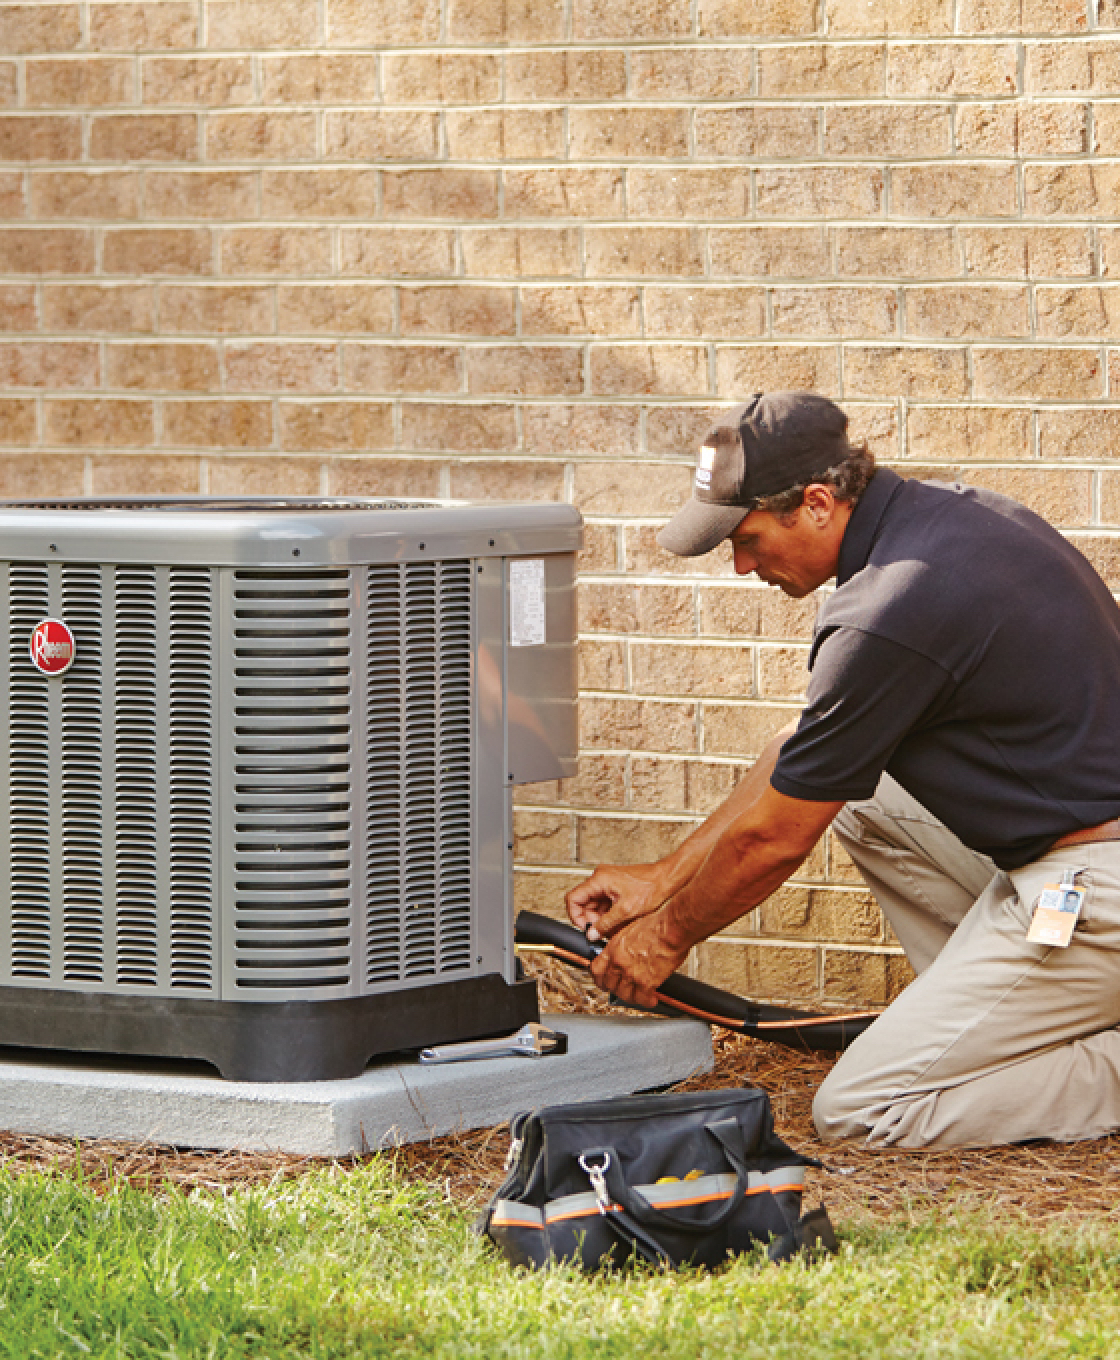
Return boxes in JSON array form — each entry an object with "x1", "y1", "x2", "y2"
[{"x1": 567, "y1": 391, "x2": 1120, "y2": 1149}]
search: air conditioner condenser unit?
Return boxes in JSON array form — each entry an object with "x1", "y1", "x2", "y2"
[{"x1": 0, "y1": 497, "x2": 580, "y2": 1081}]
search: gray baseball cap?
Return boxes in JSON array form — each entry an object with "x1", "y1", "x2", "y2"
[{"x1": 657, "y1": 392, "x2": 851, "y2": 557}]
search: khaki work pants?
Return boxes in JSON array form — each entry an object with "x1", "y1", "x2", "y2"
[{"x1": 813, "y1": 775, "x2": 1120, "y2": 1148}]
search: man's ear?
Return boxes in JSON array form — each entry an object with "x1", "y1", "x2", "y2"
[{"x1": 802, "y1": 483, "x2": 837, "y2": 527}]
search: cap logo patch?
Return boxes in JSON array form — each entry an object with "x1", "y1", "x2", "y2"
[{"x1": 695, "y1": 445, "x2": 717, "y2": 490}]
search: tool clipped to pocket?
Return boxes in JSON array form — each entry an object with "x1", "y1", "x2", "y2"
[
  {"x1": 1027, "y1": 867, "x2": 1087, "y2": 947},
  {"x1": 418, "y1": 1021, "x2": 568, "y2": 1066}
]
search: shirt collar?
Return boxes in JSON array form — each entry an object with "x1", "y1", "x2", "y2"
[{"x1": 836, "y1": 467, "x2": 904, "y2": 587}]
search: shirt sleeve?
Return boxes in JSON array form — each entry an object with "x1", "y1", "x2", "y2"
[{"x1": 771, "y1": 627, "x2": 956, "y2": 803}]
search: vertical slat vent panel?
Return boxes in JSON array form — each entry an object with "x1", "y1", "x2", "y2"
[
  {"x1": 366, "y1": 561, "x2": 474, "y2": 986},
  {"x1": 231, "y1": 569, "x2": 354, "y2": 991},
  {"x1": 8, "y1": 565, "x2": 51, "y2": 978}
]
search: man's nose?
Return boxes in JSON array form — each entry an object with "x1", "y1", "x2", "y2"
[{"x1": 733, "y1": 545, "x2": 756, "y2": 575}]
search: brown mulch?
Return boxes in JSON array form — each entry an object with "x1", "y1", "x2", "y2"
[{"x1": 0, "y1": 951, "x2": 1117, "y2": 1223}]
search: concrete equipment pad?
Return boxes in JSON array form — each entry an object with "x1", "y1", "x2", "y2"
[{"x1": 0, "y1": 1014, "x2": 713, "y2": 1156}]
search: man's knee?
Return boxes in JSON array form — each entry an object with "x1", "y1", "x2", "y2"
[{"x1": 811, "y1": 1066, "x2": 869, "y2": 1142}]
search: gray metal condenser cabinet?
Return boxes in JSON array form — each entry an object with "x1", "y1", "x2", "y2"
[{"x1": 0, "y1": 497, "x2": 580, "y2": 1080}]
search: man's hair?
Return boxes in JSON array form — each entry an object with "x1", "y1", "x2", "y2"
[{"x1": 750, "y1": 442, "x2": 877, "y2": 524}]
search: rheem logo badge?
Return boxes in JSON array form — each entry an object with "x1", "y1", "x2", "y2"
[{"x1": 29, "y1": 619, "x2": 75, "y2": 676}]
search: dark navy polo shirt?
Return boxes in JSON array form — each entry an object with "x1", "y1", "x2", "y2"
[{"x1": 771, "y1": 467, "x2": 1120, "y2": 870}]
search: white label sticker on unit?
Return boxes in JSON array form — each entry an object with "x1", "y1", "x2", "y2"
[{"x1": 509, "y1": 558, "x2": 546, "y2": 648}]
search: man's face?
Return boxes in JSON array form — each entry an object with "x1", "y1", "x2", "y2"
[{"x1": 729, "y1": 489, "x2": 850, "y2": 597}]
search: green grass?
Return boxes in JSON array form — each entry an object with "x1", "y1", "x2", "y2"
[{"x1": 0, "y1": 1160, "x2": 1117, "y2": 1359}]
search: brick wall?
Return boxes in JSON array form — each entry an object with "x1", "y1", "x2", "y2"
[{"x1": 3, "y1": 1, "x2": 1120, "y2": 1010}]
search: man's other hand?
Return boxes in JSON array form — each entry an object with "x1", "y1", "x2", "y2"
[
  {"x1": 565, "y1": 862, "x2": 668, "y2": 942},
  {"x1": 589, "y1": 909, "x2": 688, "y2": 1009}
]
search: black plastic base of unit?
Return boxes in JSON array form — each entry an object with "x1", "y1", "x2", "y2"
[{"x1": 0, "y1": 975, "x2": 541, "y2": 1082}]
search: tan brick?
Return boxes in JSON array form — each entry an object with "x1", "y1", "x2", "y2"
[
  {"x1": 1036, "y1": 286, "x2": 1120, "y2": 339},
  {"x1": 1088, "y1": 104, "x2": 1120, "y2": 154},
  {"x1": 1099, "y1": 0, "x2": 1120, "y2": 25},
  {"x1": 578, "y1": 522, "x2": 618, "y2": 573},
  {"x1": 103, "y1": 227, "x2": 211, "y2": 275},
  {"x1": 25, "y1": 57, "x2": 133, "y2": 106},
  {"x1": 834, "y1": 226, "x2": 957, "y2": 279},
  {"x1": 383, "y1": 53, "x2": 500, "y2": 104},
  {"x1": 702, "y1": 701, "x2": 799, "y2": 757},
  {"x1": 523, "y1": 402, "x2": 641, "y2": 455},
  {"x1": 512, "y1": 869, "x2": 584, "y2": 921},
  {"x1": 0, "y1": 5, "x2": 81, "y2": 54},
  {"x1": 1024, "y1": 41, "x2": 1120, "y2": 94},
  {"x1": 710, "y1": 226, "x2": 831, "y2": 279},
  {"x1": 716, "y1": 345, "x2": 841, "y2": 397},
  {"x1": 823, "y1": 949, "x2": 911, "y2": 1004},
  {"x1": 323, "y1": 111, "x2": 439, "y2": 162},
  {"x1": 974, "y1": 347, "x2": 1103, "y2": 400},
  {"x1": 958, "y1": 466, "x2": 1091, "y2": 528},
  {"x1": 326, "y1": 456, "x2": 443, "y2": 498},
  {"x1": 0, "y1": 170, "x2": 23, "y2": 220},
  {"x1": 0, "y1": 65, "x2": 14, "y2": 106},
  {"x1": 107, "y1": 341, "x2": 217, "y2": 392},
  {"x1": 446, "y1": 109, "x2": 565, "y2": 162},
  {"x1": 449, "y1": 459, "x2": 566, "y2": 503},
  {"x1": 461, "y1": 227, "x2": 579, "y2": 278},
  {"x1": 758, "y1": 43, "x2": 885, "y2": 97},
  {"x1": 0, "y1": 340, "x2": 98, "y2": 388},
  {"x1": 0, "y1": 452, "x2": 85, "y2": 491},
  {"x1": 0, "y1": 284, "x2": 35, "y2": 331},
  {"x1": 162, "y1": 399, "x2": 272, "y2": 449},
  {"x1": 644, "y1": 286, "x2": 766, "y2": 339},
  {"x1": 893, "y1": 164, "x2": 1018, "y2": 219},
  {"x1": 261, "y1": 54, "x2": 379, "y2": 105},
  {"x1": 629, "y1": 47, "x2": 755, "y2": 99},
  {"x1": 1094, "y1": 229, "x2": 1120, "y2": 278},
  {"x1": 224, "y1": 342, "x2": 338, "y2": 394},
  {"x1": 699, "y1": 0, "x2": 818, "y2": 35},
  {"x1": 206, "y1": 112, "x2": 316, "y2": 162},
  {"x1": 887, "y1": 42, "x2": 1018, "y2": 97},
  {"x1": 506, "y1": 50, "x2": 627, "y2": 101},
  {"x1": 1024, "y1": 164, "x2": 1120, "y2": 218},
  {"x1": 904, "y1": 284, "x2": 1029, "y2": 339},
  {"x1": 90, "y1": 3, "x2": 198, "y2": 49},
  {"x1": 449, "y1": 0, "x2": 564, "y2": 41},
  {"x1": 207, "y1": 0, "x2": 318, "y2": 48},
  {"x1": 261, "y1": 169, "x2": 379, "y2": 221},
  {"x1": 685, "y1": 759, "x2": 748, "y2": 815},
  {"x1": 625, "y1": 523, "x2": 736, "y2": 577},
  {"x1": 585, "y1": 227, "x2": 704, "y2": 279},
  {"x1": 631, "y1": 642, "x2": 753, "y2": 698},
  {"x1": 400, "y1": 402, "x2": 517, "y2": 453},
  {"x1": 338, "y1": 227, "x2": 455, "y2": 279},
  {"x1": 43, "y1": 397, "x2": 152, "y2": 447},
  {"x1": 383, "y1": 169, "x2": 499, "y2": 221},
  {"x1": 207, "y1": 456, "x2": 320, "y2": 495},
  {"x1": 326, "y1": 0, "x2": 438, "y2": 44},
  {"x1": 957, "y1": 101, "x2": 1088, "y2": 156},
  {"x1": 579, "y1": 637, "x2": 628, "y2": 691},
  {"x1": 826, "y1": 0, "x2": 951, "y2": 31},
  {"x1": 756, "y1": 166, "x2": 884, "y2": 218},
  {"x1": 759, "y1": 884, "x2": 881, "y2": 943},
  {"x1": 514, "y1": 809, "x2": 574, "y2": 865},
  {"x1": 1099, "y1": 471, "x2": 1120, "y2": 526},
  {"x1": 160, "y1": 284, "x2": 272, "y2": 336},
  {"x1": 220, "y1": 227, "x2": 332, "y2": 277},
  {"x1": 276, "y1": 401, "x2": 393, "y2": 453},
  {"x1": 698, "y1": 583, "x2": 820, "y2": 640},
  {"x1": 907, "y1": 406, "x2": 1031, "y2": 462},
  {"x1": 0, "y1": 227, "x2": 93, "y2": 275},
  {"x1": 959, "y1": 0, "x2": 1087, "y2": 32},
  {"x1": 772, "y1": 285, "x2": 898, "y2": 337},
  {"x1": 573, "y1": 0, "x2": 690, "y2": 39},
  {"x1": 627, "y1": 168, "x2": 752, "y2": 221},
  {"x1": 90, "y1": 454, "x2": 201, "y2": 495},
  {"x1": 467, "y1": 345, "x2": 583, "y2": 397},
  {"x1": 843, "y1": 345, "x2": 968, "y2": 398},
  {"x1": 570, "y1": 107, "x2": 690, "y2": 160},
  {"x1": 504, "y1": 167, "x2": 625, "y2": 220},
  {"x1": 1075, "y1": 534, "x2": 1120, "y2": 590},
  {"x1": 696, "y1": 940, "x2": 819, "y2": 1003},
  {"x1": 521, "y1": 285, "x2": 640, "y2": 337},
  {"x1": 572, "y1": 460, "x2": 692, "y2": 514},
  {"x1": 522, "y1": 753, "x2": 626, "y2": 810},
  {"x1": 140, "y1": 57, "x2": 253, "y2": 106},
  {"x1": 824, "y1": 104, "x2": 950, "y2": 157},
  {"x1": 276, "y1": 286, "x2": 392, "y2": 337},
  {"x1": 579, "y1": 581, "x2": 696, "y2": 635},
  {"x1": 143, "y1": 170, "x2": 256, "y2": 220},
  {"x1": 1038, "y1": 408, "x2": 1120, "y2": 462},
  {"x1": 0, "y1": 114, "x2": 82, "y2": 160},
  {"x1": 581, "y1": 696, "x2": 698, "y2": 753},
  {"x1": 576, "y1": 814, "x2": 693, "y2": 866},
  {"x1": 90, "y1": 114, "x2": 197, "y2": 162},
  {"x1": 758, "y1": 644, "x2": 809, "y2": 699},
  {"x1": 0, "y1": 400, "x2": 36, "y2": 447},
  {"x1": 591, "y1": 344, "x2": 709, "y2": 398},
  {"x1": 41, "y1": 282, "x2": 153, "y2": 333},
  {"x1": 30, "y1": 169, "x2": 137, "y2": 221},
  {"x1": 344, "y1": 343, "x2": 461, "y2": 394},
  {"x1": 961, "y1": 226, "x2": 1093, "y2": 279},
  {"x1": 400, "y1": 285, "x2": 516, "y2": 337}
]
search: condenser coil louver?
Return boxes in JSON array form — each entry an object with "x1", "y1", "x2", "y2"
[{"x1": 0, "y1": 497, "x2": 580, "y2": 1080}]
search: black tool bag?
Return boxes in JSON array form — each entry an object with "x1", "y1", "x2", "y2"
[{"x1": 479, "y1": 1086, "x2": 837, "y2": 1271}]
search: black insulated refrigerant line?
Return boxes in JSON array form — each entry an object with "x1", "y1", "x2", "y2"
[{"x1": 514, "y1": 911, "x2": 881, "y2": 1054}]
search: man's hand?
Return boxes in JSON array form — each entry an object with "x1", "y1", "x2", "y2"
[
  {"x1": 565, "y1": 862, "x2": 669, "y2": 942},
  {"x1": 589, "y1": 908, "x2": 689, "y2": 1008}
]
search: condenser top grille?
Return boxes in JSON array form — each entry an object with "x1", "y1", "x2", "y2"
[{"x1": 0, "y1": 499, "x2": 437, "y2": 513}]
